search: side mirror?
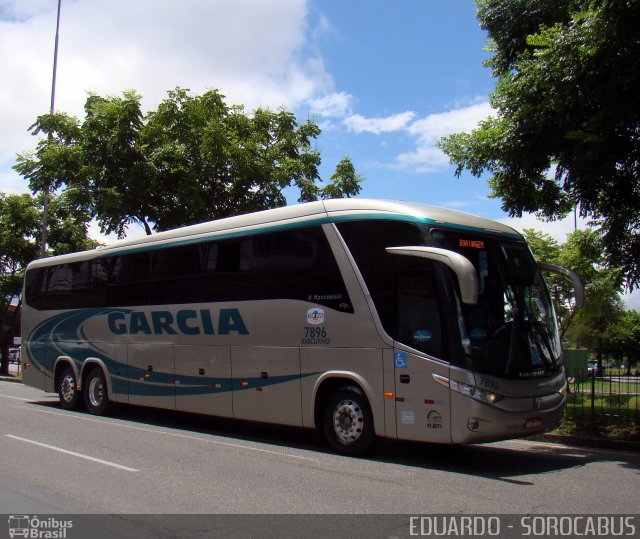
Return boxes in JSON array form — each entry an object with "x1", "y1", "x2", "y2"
[
  {"x1": 386, "y1": 246, "x2": 479, "y2": 305},
  {"x1": 537, "y1": 261, "x2": 585, "y2": 309}
]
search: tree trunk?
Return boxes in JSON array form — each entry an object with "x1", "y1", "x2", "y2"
[{"x1": 0, "y1": 337, "x2": 9, "y2": 376}]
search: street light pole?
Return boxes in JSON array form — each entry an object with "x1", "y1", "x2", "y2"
[{"x1": 41, "y1": 0, "x2": 62, "y2": 256}]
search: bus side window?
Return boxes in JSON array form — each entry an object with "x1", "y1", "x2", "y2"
[
  {"x1": 109, "y1": 252, "x2": 151, "y2": 306},
  {"x1": 202, "y1": 237, "x2": 263, "y2": 302},
  {"x1": 149, "y1": 245, "x2": 201, "y2": 304}
]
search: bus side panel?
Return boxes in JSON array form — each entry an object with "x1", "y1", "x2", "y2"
[
  {"x1": 231, "y1": 346, "x2": 301, "y2": 426},
  {"x1": 175, "y1": 345, "x2": 232, "y2": 417},
  {"x1": 21, "y1": 306, "x2": 54, "y2": 393},
  {"x1": 393, "y1": 350, "x2": 452, "y2": 444},
  {"x1": 21, "y1": 344, "x2": 50, "y2": 393},
  {"x1": 110, "y1": 343, "x2": 129, "y2": 404},
  {"x1": 382, "y1": 348, "x2": 398, "y2": 439},
  {"x1": 300, "y1": 348, "x2": 384, "y2": 436},
  {"x1": 127, "y1": 344, "x2": 176, "y2": 410}
]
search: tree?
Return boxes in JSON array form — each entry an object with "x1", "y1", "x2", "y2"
[
  {"x1": 16, "y1": 88, "x2": 363, "y2": 238},
  {"x1": 319, "y1": 157, "x2": 363, "y2": 200},
  {"x1": 607, "y1": 310, "x2": 640, "y2": 373},
  {"x1": 525, "y1": 227, "x2": 623, "y2": 330},
  {"x1": 438, "y1": 0, "x2": 640, "y2": 287},
  {"x1": 0, "y1": 192, "x2": 97, "y2": 375},
  {"x1": 524, "y1": 225, "x2": 629, "y2": 373},
  {"x1": 567, "y1": 292, "x2": 624, "y2": 372}
]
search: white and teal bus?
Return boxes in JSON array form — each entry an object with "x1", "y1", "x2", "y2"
[{"x1": 21, "y1": 199, "x2": 583, "y2": 454}]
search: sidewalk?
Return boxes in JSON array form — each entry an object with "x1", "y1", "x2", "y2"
[{"x1": 0, "y1": 361, "x2": 22, "y2": 382}]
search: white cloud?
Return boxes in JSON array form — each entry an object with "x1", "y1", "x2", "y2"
[
  {"x1": 342, "y1": 100, "x2": 492, "y2": 173},
  {"x1": 394, "y1": 145, "x2": 449, "y2": 173},
  {"x1": 626, "y1": 289, "x2": 640, "y2": 312},
  {"x1": 408, "y1": 101, "x2": 492, "y2": 142},
  {"x1": 498, "y1": 212, "x2": 588, "y2": 243},
  {"x1": 344, "y1": 111, "x2": 416, "y2": 134},
  {"x1": 307, "y1": 91, "x2": 353, "y2": 118},
  {"x1": 394, "y1": 101, "x2": 493, "y2": 173},
  {"x1": 1, "y1": 0, "x2": 332, "y2": 193}
]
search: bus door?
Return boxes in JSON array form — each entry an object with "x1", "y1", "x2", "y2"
[
  {"x1": 392, "y1": 263, "x2": 452, "y2": 443},
  {"x1": 393, "y1": 349, "x2": 451, "y2": 443}
]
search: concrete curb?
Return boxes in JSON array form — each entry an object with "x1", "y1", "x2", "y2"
[
  {"x1": 0, "y1": 375, "x2": 22, "y2": 384},
  {"x1": 528, "y1": 433, "x2": 640, "y2": 453}
]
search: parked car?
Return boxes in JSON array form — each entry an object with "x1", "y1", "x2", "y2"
[{"x1": 587, "y1": 361, "x2": 598, "y2": 376}]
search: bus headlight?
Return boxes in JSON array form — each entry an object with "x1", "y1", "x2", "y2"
[
  {"x1": 433, "y1": 374, "x2": 503, "y2": 405},
  {"x1": 558, "y1": 380, "x2": 568, "y2": 396}
]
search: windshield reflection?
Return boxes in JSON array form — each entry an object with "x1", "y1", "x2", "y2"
[{"x1": 432, "y1": 231, "x2": 561, "y2": 378}]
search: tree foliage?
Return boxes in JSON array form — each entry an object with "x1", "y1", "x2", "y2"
[
  {"x1": 439, "y1": 0, "x2": 640, "y2": 287},
  {"x1": 606, "y1": 310, "x2": 640, "y2": 372},
  {"x1": 15, "y1": 88, "x2": 363, "y2": 238},
  {"x1": 0, "y1": 192, "x2": 97, "y2": 374},
  {"x1": 524, "y1": 227, "x2": 622, "y2": 338},
  {"x1": 524, "y1": 226, "x2": 640, "y2": 367}
]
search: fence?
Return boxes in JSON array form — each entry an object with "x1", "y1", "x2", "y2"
[{"x1": 565, "y1": 368, "x2": 640, "y2": 439}]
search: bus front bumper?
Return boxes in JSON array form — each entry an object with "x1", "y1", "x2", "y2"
[{"x1": 449, "y1": 390, "x2": 567, "y2": 444}]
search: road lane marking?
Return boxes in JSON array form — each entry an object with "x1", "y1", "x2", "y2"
[
  {"x1": 0, "y1": 393, "x2": 35, "y2": 402},
  {"x1": 1, "y1": 391, "x2": 318, "y2": 462},
  {"x1": 6, "y1": 434, "x2": 140, "y2": 472},
  {"x1": 18, "y1": 405, "x2": 320, "y2": 463}
]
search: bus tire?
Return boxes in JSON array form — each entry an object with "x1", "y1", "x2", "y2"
[
  {"x1": 323, "y1": 385, "x2": 375, "y2": 455},
  {"x1": 84, "y1": 367, "x2": 110, "y2": 416},
  {"x1": 57, "y1": 365, "x2": 83, "y2": 411}
]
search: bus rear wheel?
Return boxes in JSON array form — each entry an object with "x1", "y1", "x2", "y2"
[
  {"x1": 323, "y1": 386, "x2": 374, "y2": 455},
  {"x1": 84, "y1": 367, "x2": 110, "y2": 416},
  {"x1": 57, "y1": 366, "x2": 83, "y2": 411}
]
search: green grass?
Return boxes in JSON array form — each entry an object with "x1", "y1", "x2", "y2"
[
  {"x1": 558, "y1": 378, "x2": 640, "y2": 442},
  {"x1": 553, "y1": 414, "x2": 640, "y2": 442},
  {"x1": 572, "y1": 379, "x2": 640, "y2": 394},
  {"x1": 566, "y1": 392, "x2": 639, "y2": 417}
]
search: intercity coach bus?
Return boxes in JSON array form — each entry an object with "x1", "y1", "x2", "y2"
[{"x1": 21, "y1": 199, "x2": 583, "y2": 454}]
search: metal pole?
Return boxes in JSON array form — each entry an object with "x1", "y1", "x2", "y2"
[{"x1": 41, "y1": 0, "x2": 62, "y2": 256}]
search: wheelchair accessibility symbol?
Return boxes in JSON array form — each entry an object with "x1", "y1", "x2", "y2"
[{"x1": 394, "y1": 352, "x2": 407, "y2": 369}]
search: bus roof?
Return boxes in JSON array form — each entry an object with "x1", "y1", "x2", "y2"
[{"x1": 27, "y1": 198, "x2": 522, "y2": 268}]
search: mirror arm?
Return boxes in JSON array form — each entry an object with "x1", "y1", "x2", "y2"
[{"x1": 537, "y1": 261, "x2": 585, "y2": 309}]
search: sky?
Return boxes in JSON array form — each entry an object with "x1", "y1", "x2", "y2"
[{"x1": 1, "y1": 0, "x2": 638, "y2": 308}]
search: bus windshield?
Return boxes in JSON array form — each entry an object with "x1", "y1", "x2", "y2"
[{"x1": 431, "y1": 230, "x2": 561, "y2": 379}]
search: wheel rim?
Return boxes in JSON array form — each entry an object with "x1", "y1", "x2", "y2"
[
  {"x1": 60, "y1": 374, "x2": 76, "y2": 403},
  {"x1": 332, "y1": 399, "x2": 364, "y2": 444},
  {"x1": 88, "y1": 376, "x2": 104, "y2": 408}
]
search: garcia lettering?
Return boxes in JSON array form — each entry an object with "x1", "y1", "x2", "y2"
[{"x1": 108, "y1": 308, "x2": 249, "y2": 336}]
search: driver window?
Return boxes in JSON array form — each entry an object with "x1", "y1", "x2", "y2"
[{"x1": 394, "y1": 261, "x2": 444, "y2": 358}]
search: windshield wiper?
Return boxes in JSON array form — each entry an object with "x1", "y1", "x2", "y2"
[{"x1": 530, "y1": 319, "x2": 558, "y2": 372}]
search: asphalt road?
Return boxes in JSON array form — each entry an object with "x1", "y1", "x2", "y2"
[{"x1": 1, "y1": 380, "x2": 639, "y2": 537}]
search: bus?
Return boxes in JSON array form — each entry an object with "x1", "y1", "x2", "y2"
[{"x1": 21, "y1": 199, "x2": 584, "y2": 455}]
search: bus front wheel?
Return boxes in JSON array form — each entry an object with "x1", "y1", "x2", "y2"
[
  {"x1": 57, "y1": 365, "x2": 83, "y2": 411},
  {"x1": 323, "y1": 386, "x2": 374, "y2": 455},
  {"x1": 84, "y1": 367, "x2": 110, "y2": 416}
]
